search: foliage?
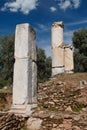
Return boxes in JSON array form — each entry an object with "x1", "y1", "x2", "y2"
[
  {"x1": 72, "y1": 103, "x2": 85, "y2": 112},
  {"x1": 0, "y1": 80, "x2": 10, "y2": 89},
  {"x1": 0, "y1": 35, "x2": 52, "y2": 87},
  {"x1": 73, "y1": 29, "x2": 87, "y2": 72},
  {"x1": 0, "y1": 35, "x2": 15, "y2": 85},
  {"x1": 45, "y1": 56, "x2": 52, "y2": 79},
  {"x1": 37, "y1": 47, "x2": 52, "y2": 82}
]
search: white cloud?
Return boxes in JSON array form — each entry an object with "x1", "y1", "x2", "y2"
[
  {"x1": 72, "y1": 0, "x2": 80, "y2": 8},
  {"x1": 50, "y1": 6, "x2": 57, "y2": 12},
  {"x1": 59, "y1": 0, "x2": 71, "y2": 10},
  {"x1": 55, "y1": 0, "x2": 80, "y2": 10},
  {"x1": 1, "y1": 0, "x2": 38, "y2": 15},
  {"x1": 65, "y1": 20, "x2": 87, "y2": 26}
]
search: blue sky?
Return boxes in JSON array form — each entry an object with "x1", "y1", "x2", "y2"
[{"x1": 0, "y1": 0, "x2": 87, "y2": 56}]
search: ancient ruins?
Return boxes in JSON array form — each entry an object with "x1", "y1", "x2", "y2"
[
  {"x1": 10, "y1": 23, "x2": 37, "y2": 116},
  {"x1": 52, "y1": 21, "x2": 74, "y2": 76},
  {"x1": 10, "y1": 21, "x2": 74, "y2": 116}
]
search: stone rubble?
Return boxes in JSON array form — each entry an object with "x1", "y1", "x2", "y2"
[
  {"x1": 31, "y1": 74, "x2": 87, "y2": 130},
  {"x1": 0, "y1": 74, "x2": 87, "y2": 130},
  {"x1": 0, "y1": 113, "x2": 26, "y2": 130}
]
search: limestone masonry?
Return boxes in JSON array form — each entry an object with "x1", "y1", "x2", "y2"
[
  {"x1": 52, "y1": 21, "x2": 74, "y2": 76},
  {"x1": 10, "y1": 23, "x2": 37, "y2": 116}
]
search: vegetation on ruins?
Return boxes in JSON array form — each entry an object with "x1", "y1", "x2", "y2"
[
  {"x1": 0, "y1": 35, "x2": 52, "y2": 88},
  {"x1": 73, "y1": 29, "x2": 87, "y2": 72}
]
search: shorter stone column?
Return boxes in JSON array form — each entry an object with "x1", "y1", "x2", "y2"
[
  {"x1": 64, "y1": 45, "x2": 74, "y2": 73},
  {"x1": 10, "y1": 23, "x2": 37, "y2": 117}
]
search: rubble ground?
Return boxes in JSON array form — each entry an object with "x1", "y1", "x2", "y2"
[
  {"x1": 33, "y1": 73, "x2": 87, "y2": 130},
  {"x1": 0, "y1": 73, "x2": 87, "y2": 130}
]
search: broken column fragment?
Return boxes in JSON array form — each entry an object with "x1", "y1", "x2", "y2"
[
  {"x1": 64, "y1": 45, "x2": 74, "y2": 73},
  {"x1": 52, "y1": 22, "x2": 64, "y2": 76},
  {"x1": 10, "y1": 23, "x2": 37, "y2": 116}
]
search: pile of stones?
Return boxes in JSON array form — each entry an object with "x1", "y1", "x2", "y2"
[
  {"x1": 0, "y1": 113, "x2": 26, "y2": 130},
  {"x1": 38, "y1": 79, "x2": 86, "y2": 112},
  {"x1": 32, "y1": 110, "x2": 87, "y2": 130},
  {"x1": 31, "y1": 75, "x2": 87, "y2": 130},
  {"x1": 1, "y1": 74, "x2": 87, "y2": 130}
]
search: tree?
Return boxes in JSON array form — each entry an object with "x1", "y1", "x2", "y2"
[
  {"x1": 0, "y1": 35, "x2": 52, "y2": 87},
  {"x1": 0, "y1": 35, "x2": 14, "y2": 85},
  {"x1": 37, "y1": 47, "x2": 52, "y2": 82},
  {"x1": 72, "y1": 29, "x2": 87, "y2": 72},
  {"x1": 45, "y1": 56, "x2": 52, "y2": 79}
]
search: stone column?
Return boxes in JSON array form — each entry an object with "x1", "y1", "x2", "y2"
[
  {"x1": 52, "y1": 22, "x2": 64, "y2": 76},
  {"x1": 64, "y1": 45, "x2": 74, "y2": 73},
  {"x1": 10, "y1": 23, "x2": 37, "y2": 116}
]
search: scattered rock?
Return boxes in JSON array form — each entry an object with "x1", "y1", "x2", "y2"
[
  {"x1": 32, "y1": 110, "x2": 50, "y2": 119},
  {"x1": 73, "y1": 115, "x2": 81, "y2": 121},
  {"x1": 63, "y1": 119, "x2": 72, "y2": 130},
  {"x1": 53, "y1": 123, "x2": 57, "y2": 128},
  {"x1": 65, "y1": 106, "x2": 73, "y2": 112},
  {"x1": 72, "y1": 125, "x2": 81, "y2": 130},
  {"x1": 3, "y1": 86, "x2": 8, "y2": 90},
  {"x1": 27, "y1": 117, "x2": 42, "y2": 130},
  {"x1": 0, "y1": 113, "x2": 26, "y2": 130},
  {"x1": 52, "y1": 128, "x2": 61, "y2": 130}
]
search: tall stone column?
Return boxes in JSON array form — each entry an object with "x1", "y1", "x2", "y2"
[
  {"x1": 10, "y1": 23, "x2": 37, "y2": 116},
  {"x1": 52, "y1": 22, "x2": 64, "y2": 76}
]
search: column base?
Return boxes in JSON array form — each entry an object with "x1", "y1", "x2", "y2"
[
  {"x1": 65, "y1": 70, "x2": 74, "y2": 73},
  {"x1": 52, "y1": 67, "x2": 64, "y2": 76},
  {"x1": 9, "y1": 104, "x2": 37, "y2": 117}
]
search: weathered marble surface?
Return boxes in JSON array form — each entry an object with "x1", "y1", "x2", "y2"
[
  {"x1": 12, "y1": 23, "x2": 37, "y2": 116},
  {"x1": 52, "y1": 21, "x2": 74, "y2": 76},
  {"x1": 64, "y1": 46, "x2": 74, "y2": 73},
  {"x1": 52, "y1": 22, "x2": 64, "y2": 75},
  {"x1": 52, "y1": 22, "x2": 64, "y2": 46}
]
